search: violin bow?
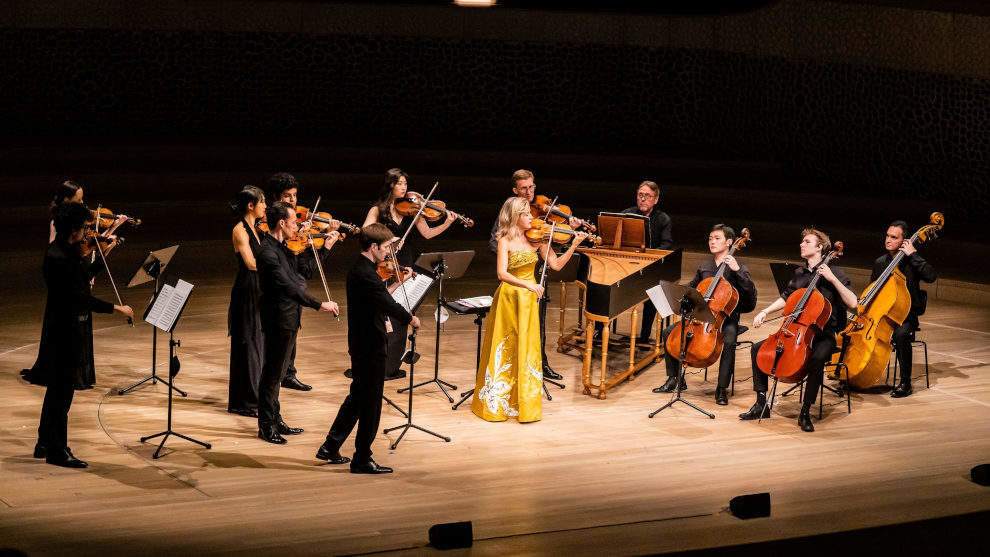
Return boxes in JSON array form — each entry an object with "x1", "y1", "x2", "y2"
[
  {"x1": 387, "y1": 241, "x2": 415, "y2": 315},
  {"x1": 307, "y1": 197, "x2": 339, "y2": 321},
  {"x1": 93, "y1": 205, "x2": 133, "y2": 327},
  {"x1": 396, "y1": 181, "x2": 438, "y2": 252},
  {"x1": 538, "y1": 196, "x2": 559, "y2": 289}
]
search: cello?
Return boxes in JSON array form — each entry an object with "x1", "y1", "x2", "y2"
[
  {"x1": 664, "y1": 228, "x2": 751, "y2": 368},
  {"x1": 755, "y1": 242, "x2": 844, "y2": 383},
  {"x1": 837, "y1": 213, "x2": 944, "y2": 390}
]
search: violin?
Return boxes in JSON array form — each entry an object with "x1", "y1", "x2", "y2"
[
  {"x1": 837, "y1": 213, "x2": 944, "y2": 390},
  {"x1": 525, "y1": 218, "x2": 602, "y2": 245},
  {"x1": 284, "y1": 231, "x2": 338, "y2": 255},
  {"x1": 755, "y1": 242, "x2": 844, "y2": 383},
  {"x1": 89, "y1": 207, "x2": 141, "y2": 229},
  {"x1": 376, "y1": 255, "x2": 415, "y2": 284},
  {"x1": 665, "y1": 228, "x2": 751, "y2": 368},
  {"x1": 295, "y1": 206, "x2": 361, "y2": 237},
  {"x1": 394, "y1": 191, "x2": 474, "y2": 228},
  {"x1": 530, "y1": 194, "x2": 597, "y2": 233},
  {"x1": 78, "y1": 228, "x2": 123, "y2": 258}
]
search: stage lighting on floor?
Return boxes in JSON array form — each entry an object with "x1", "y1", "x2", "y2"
[
  {"x1": 455, "y1": 0, "x2": 496, "y2": 6},
  {"x1": 429, "y1": 521, "x2": 473, "y2": 549},
  {"x1": 729, "y1": 493, "x2": 771, "y2": 519}
]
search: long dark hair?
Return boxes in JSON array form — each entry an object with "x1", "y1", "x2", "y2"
[
  {"x1": 231, "y1": 185, "x2": 265, "y2": 217},
  {"x1": 374, "y1": 168, "x2": 408, "y2": 222},
  {"x1": 49, "y1": 180, "x2": 81, "y2": 215}
]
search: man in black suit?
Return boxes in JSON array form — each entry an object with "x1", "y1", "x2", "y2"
[
  {"x1": 621, "y1": 180, "x2": 674, "y2": 341},
  {"x1": 37, "y1": 202, "x2": 133, "y2": 468},
  {"x1": 874, "y1": 220, "x2": 937, "y2": 398},
  {"x1": 267, "y1": 172, "x2": 341, "y2": 392},
  {"x1": 256, "y1": 201, "x2": 339, "y2": 444},
  {"x1": 317, "y1": 223, "x2": 421, "y2": 474}
]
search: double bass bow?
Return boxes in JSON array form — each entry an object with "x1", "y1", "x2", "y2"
[
  {"x1": 755, "y1": 242, "x2": 844, "y2": 384},
  {"x1": 837, "y1": 213, "x2": 944, "y2": 390},
  {"x1": 664, "y1": 228, "x2": 751, "y2": 368}
]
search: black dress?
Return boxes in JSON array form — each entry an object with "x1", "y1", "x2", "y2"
[
  {"x1": 227, "y1": 219, "x2": 265, "y2": 414},
  {"x1": 380, "y1": 211, "x2": 417, "y2": 375},
  {"x1": 23, "y1": 221, "x2": 100, "y2": 390}
]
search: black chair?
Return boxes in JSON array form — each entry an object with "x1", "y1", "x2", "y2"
[
  {"x1": 781, "y1": 343, "x2": 852, "y2": 418},
  {"x1": 703, "y1": 325, "x2": 753, "y2": 396},
  {"x1": 886, "y1": 325, "x2": 930, "y2": 389}
]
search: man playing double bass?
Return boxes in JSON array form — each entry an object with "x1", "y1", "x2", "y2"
[
  {"x1": 741, "y1": 229, "x2": 857, "y2": 432},
  {"x1": 874, "y1": 220, "x2": 937, "y2": 398},
  {"x1": 654, "y1": 224, "x2": 756, "y2": 406}
]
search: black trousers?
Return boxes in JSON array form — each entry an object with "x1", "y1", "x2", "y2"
[
  {"x1": 892, "y1": 314, "x2": 918, "y2": 386},
  {"x1": 324, "y1": 350, "x2": 387, "y2": 462},
  {"x1": 663, "y1": 318, "x2": 740, "y2": 389},
  {"x1": 284, "y1": 342, "x2": 298, "y2": 380},
  {"x1": 258, "y1": 328, "x2": 297, "y2": 428},
  {"x1": 38, "y1": 381, "x2": 75, "y2": 451},
  {"x1": 750, "y1": 333, "x2": 836, "y2": 406}
]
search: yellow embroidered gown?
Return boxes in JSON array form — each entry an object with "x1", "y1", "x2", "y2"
[{"x1": 472, "y1": 249, "x2": 543, "y2": 422}]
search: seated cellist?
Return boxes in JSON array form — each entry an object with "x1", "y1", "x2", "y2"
[
  {"x1": 876, "y1": 220, "x2": 937, "y2": 398},
  {"x1": 653, "y1": 224, "x2": 757, "y2": 406},
  {"x1": 741, "y1": 229, "x2": 857, "y2": 432}
]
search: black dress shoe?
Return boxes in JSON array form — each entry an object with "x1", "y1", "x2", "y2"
[
  {"x1": 350, "y1": 458, "x2": 393, "y2": 474},
  {"x1": 276, "y1": 420, "x2": 304, "y2": 435},
  {"x1": 715, "y1": 387, "x2": 729, "y2": 406},
  {"x1": 738, "y1": 399, "x2": 771, "y2": 420},
  {"x1": 33, "y1": 443, "x2": 46, "y2": 459},
  {"x1": 798, "y1": 408, "x2": 815, "y2": 432},
  {"x1": 653, "y1": 376, "x2": 685, "y2": 393},
  {"x1": 258, "y1": 427, "x2": 287, "y2": 444},
  {"x1": 46, "y1": 447, "x2": 87, "y2": 469},
  {"x1": 891, "y1": 383, "x2": 913, "y2": 398},
  {"x1": 384, "y1": 369, "x2": 407, "y2": 381},
  {"x1": 315, "y1": 442, "x2": 351, "y2": 464},
  {"x1": 543, "y1": 364, "x2": 563, "y2": 381},
  {"x1": 281, "y1": 376, "x2": 312, "y2": 391},
  {"x1": 344, "y1": 368, "x2": 353, "y2": 379},
  {"x1": 229, "y1": 408, "x2": 258, "y2": 418}
]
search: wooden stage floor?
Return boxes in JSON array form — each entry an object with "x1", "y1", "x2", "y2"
[{"x1": 1, "y1": 242, "x2": 988, "y2": 555}]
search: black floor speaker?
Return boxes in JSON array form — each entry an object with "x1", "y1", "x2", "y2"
[
  {"x1": 428, "y1": 521, "x2": 473, "y2": 550},
  {"x1": 730, "y1": 492, "x2": 771, "y2": 519},
  {"x1": 971, "y1": 464, "x2": 990, "y2": 486}
]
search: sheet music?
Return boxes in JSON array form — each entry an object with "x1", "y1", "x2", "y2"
[
  {"x1": 392, "y1": 274, "x2": 434, "y2": 314},
  {"x1": 145, "y1": 279, "x2": 194, "y2": 332},
  {"x1": 456, "y1": 295, "x2": 493, "y2": 309},
  {"x1": 646, "y1": 284, "x2": 675, "y2": 319}
]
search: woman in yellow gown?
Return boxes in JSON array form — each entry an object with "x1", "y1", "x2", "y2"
[{"x1": 472, "y1": 197, "x2": 587, "y2": 422}]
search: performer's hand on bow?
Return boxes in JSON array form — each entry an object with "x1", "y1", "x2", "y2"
[
  {"x1": 320, "y1": 301, "x2": 340, "y2": 316},
  {"x1": 410, "y1": 315, "x2": 422, "y2": 329}
]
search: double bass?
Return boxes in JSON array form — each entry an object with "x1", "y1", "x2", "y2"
[
  {"x1": 838, "y1": 213, "x2": 944, "y2": 390},
  {"x1": 664, "y1": 228, "x2": 751, "y2": 368},
  {"x1": 755, "y1": 242, "x2": 844, "y2": 383}
]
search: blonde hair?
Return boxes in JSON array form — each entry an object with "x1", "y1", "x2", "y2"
[
  {"x1": 801, "y1": 228, "x2": 831, "y2": 254},
  {"x1": 495, "y1": 197, "x2": 530, "y2": 241},
  {"x1": 511, "y1": 169, "x2": 534, "y2": 185}
]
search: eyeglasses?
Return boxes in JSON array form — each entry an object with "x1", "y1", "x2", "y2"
[{"x1": 637, "y1": 192, "x2": 656, "y2": 200}]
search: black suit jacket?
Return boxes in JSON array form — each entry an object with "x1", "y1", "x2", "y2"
[
  {"x1": 688, "y1": 258, "x2": 759, "y2": 318},
  {"x1": 257, "y1": 234, "x2": 322, "y2": 332},
  {"x1": 870, "y1": 252, "x2": 936, "y2": 316},
  {"x1": 42, "y1": 238, "x2": 114, "y2": 380},
  {"x1": 346, "y1": 256, "x2": 413, "y2": 359}
]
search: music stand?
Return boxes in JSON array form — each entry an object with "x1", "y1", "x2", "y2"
[
  {"x1": 446, "y1": 299, "x2": 491, "y2": 410},
  {"x1": 119, "y1": 246, "x2": 185, "y2": 397},
  {"x1": 139, "y1": 278, "x2": 211, "y2": 459},
  {"x1": 648, "y1": 281, "x2": 717, "y2": 419},
  {"x1": 397, "y1": 250, "x2": 475, "y2": 403},
  {"x1": 383, "y1": 328, "x2": 451, "y2": 449}
]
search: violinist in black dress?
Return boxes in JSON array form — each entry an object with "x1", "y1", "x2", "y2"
[
  {"x1": 317, "y1": 223, "x2": 421, "y2": 474},
  {"x1": 35, "y1": 202, "x2": 133, "y2": 468},
  {"x1": 362, "y1": 168, "x2": 455, "y2": 381},
  {"x1": 256, "y1": 202, "x2": 339, "y2": 444},
  {"x1": 653, "y1": 224, "x2": 756, "y2": 406},
  {"x1": 875, "y1": 220, "x2": 937, "y2": 398},
  {"x1": 227, "y1": 186, "x2": 266, "y2": 417},
  {"x1": 741, "y1": 229, "x2": 858, "y2": 432}
]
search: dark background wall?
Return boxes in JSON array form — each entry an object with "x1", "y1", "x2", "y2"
[{"x1": 0, "y1": 0, "x2": 987, "y2": 223}]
